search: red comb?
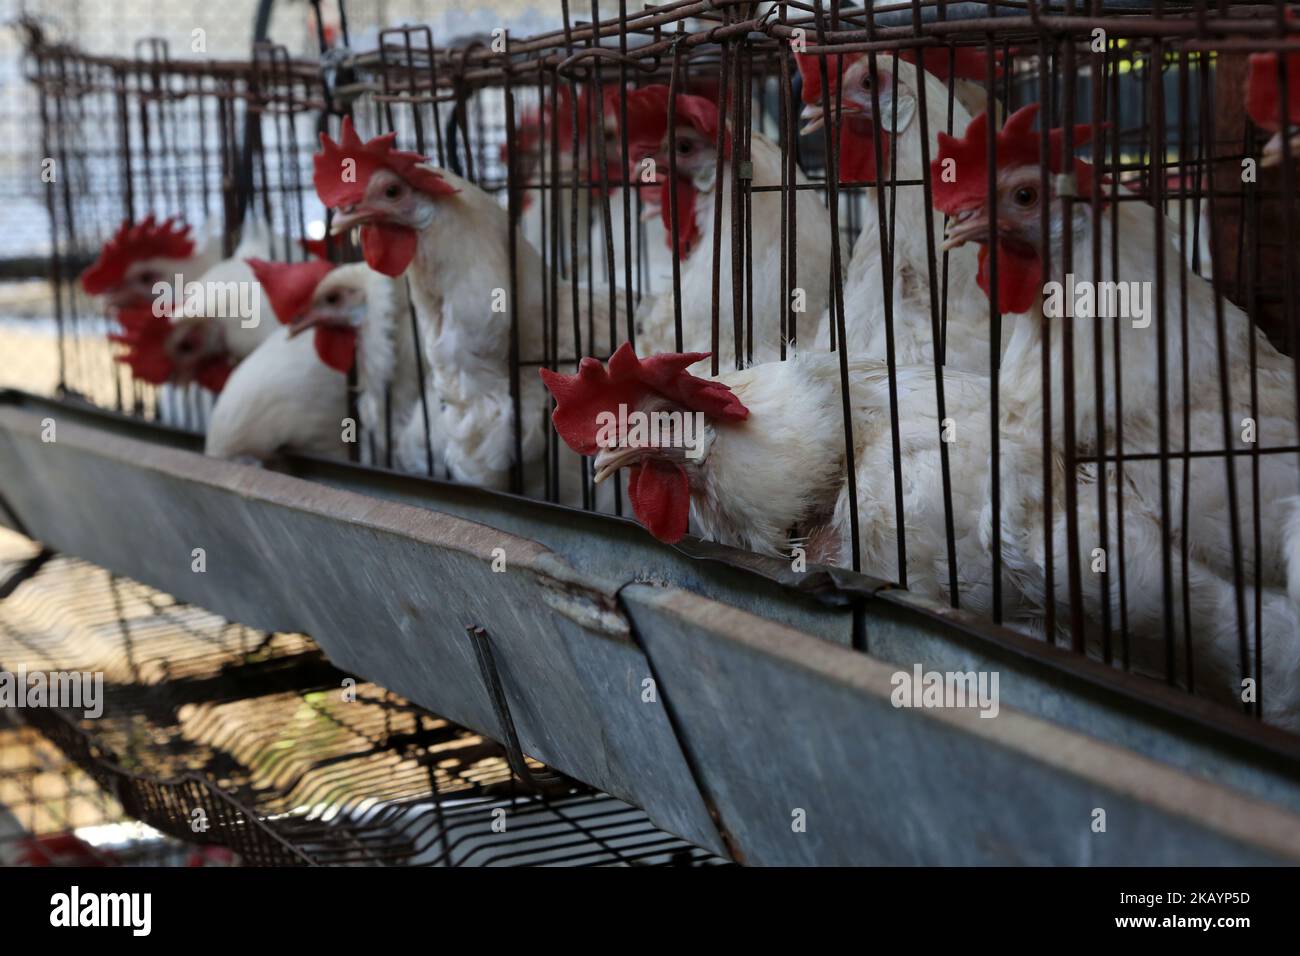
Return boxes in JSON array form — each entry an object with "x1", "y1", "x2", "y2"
[
  {"x1": 622, "y1": 85, "x2": 671, "y2": 153},
  {"x1": 622, "y1": 85, "x2": 724, "y2": 155},
  {"x1": 931, "y1": 105, "x2": 1099, "y2": 314},
  {"x1": 795, "y1": 51, "x2": 846, "y2": 107},
  {"x1": 539, "y1": 342, "x2": 748, "y2": 455},
  {"x1": 675, "y1": 93, "x2": 722, "y2": 142},
  {"x1": 1247, "y1": 14, "x2": 1300, "y2": 132},
  {"x1": 313, "y1": 116, "x2": 457, "y2": 208},
  {"x1": 247, "y1": 258, "x2": 337, "y2": 325},
  {"x1": 81, "y1": 215, "x2": 194, "y2": 295},
  {"x1": 931, "y1": 104, "x2": 1097, "y2": 215},
  {"x1": 108, "y1": 306, "x2": 174, "y2": 384}
]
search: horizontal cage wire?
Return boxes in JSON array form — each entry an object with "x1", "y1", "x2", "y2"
[
  {"x1": 4, "y1": 1, "x2": 1300, "y2": 780},
  {"x1": 0, "y1": 529, "x2": 725, "y2": 867}
]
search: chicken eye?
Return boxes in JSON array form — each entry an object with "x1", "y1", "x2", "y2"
[
  {"x1": 859, "y1": 74, "x2": 873, "y2": 90},
  {"x1": 677, "y1": 139, "x2": 694, "y2": 155},
  {"x1": 1013, "y1": 186, "x2": 1038, "y2": 207},
  {"x1": 384, "y1": 183, "x2": 402, "y2": 199},
  {"x1": 325, "y1": 292, "x2": 341, "y2": 305}
]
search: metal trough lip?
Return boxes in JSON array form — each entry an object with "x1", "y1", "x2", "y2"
[
  {"x1": 624, "y1": 584, "x2": 1300, "y2": 866},
  {"x1": 5, "y1": 386, "x2": 1300, "y2": 771}
]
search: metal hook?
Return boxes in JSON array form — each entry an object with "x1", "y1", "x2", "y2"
[{"x1": 465, "y1": 626, "x2": 568, "y2": 794}]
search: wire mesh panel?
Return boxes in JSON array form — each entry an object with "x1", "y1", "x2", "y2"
[
  {"x1": 0, "y1": 528, "x2": 724, "y2": 866},
  {"x1": 0, "y1": 716, "x2": 214, "y2": 867},
  {"x1": 758, "y1": 1, "x2": 1300, "y2": 734},
  {"x1": 7, "y1": 2, "x2": 1300, "y2": 744}
]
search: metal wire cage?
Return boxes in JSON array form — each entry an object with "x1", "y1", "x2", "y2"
[{"x1": 12, "y1": 1, "x2": 1300, "y2": 741}]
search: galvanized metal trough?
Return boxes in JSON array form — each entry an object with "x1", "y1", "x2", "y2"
[{"x1": 2, "y1": 389, "x2": 1299, "y2": 865}]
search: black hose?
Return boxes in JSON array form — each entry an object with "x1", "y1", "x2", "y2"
[
  {"x1": 232, "y1": 0, "x2": 276, "y2": 233},
  {"x1": 445, "y1": 100, "x2": 466, "y2": 177}
]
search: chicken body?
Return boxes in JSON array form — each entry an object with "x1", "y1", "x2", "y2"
[
  {"x1": 994, "y1": 196, "x2": 1299, "y2": 596},
  {"x1": 205, "y1": 264, "x2": 411, "y2": 463},
  {"x1": 689, "y1": 353, "x2": 1300, "y2": 727},
  {"x1": 390, "y1": 168, "x2": 617, "y2": 498},
  {"x1": 204, "y1": 325, "x2": 347, "y2": 462},
  {"x1": 802, "y1": 56, "x2": 990, "y2": 373},
  {"x1": 352, "y1": 268, "x2": 419, "y2": 468}
]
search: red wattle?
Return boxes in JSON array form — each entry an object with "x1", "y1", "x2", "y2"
[
  {"x1": 314, "y1": 326, "x2": 357, "y2": 373},
  {"x1": 660, "y1": 178, "x2": 701, "y2": 260},
  {"x1": 839, "y1": 120, "x2": 890, "y2": 185},
  {"x1": 627, "y1": 460, "x2": 691, "y2": 544},
  {"x1": 360, "y1": 223, "x2": 419, "y2": 277},
  {"x1": 976, "y1": 242, "x2": 1042, "y2": 315}
]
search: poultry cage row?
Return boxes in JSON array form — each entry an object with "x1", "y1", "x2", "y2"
[
  {"x1": 4, "y1": 0, "x2": 1300, "y2": 865},
  {"x1": 0, "y1": 529, "x2": 721, "y2": 866},
  {"x1": 20, "y1": 0, "x2": 1300, "y2": 729}
]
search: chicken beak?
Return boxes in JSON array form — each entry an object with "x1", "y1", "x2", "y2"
[
  {"x1": 289, "y1": 309, "x2": 353, "y2": 338},
  {"x1": 329, "y1": 206, "x2": 383, "y2": 235},
  {"x1": 287, "y1": 312, "x2": 324, "y2": 338},
  {"x1": 942, "y1": 209, "x2": 992, "y2": 251},
  {"x1": 800, "y1": 101, "x2": 873, "y2": 138},
  {"x1": 592, "y1": 445, "x2": 642, "y2": 485},
  {"x1": 799, "y1": 104, "x2": 825, "y2": 137}
]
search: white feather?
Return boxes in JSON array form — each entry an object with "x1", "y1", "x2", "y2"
[
  {"x1": 204, "y1": 326, "x2": 347, "y2": 461},
  {"x1": 682, "y1": 352, "x2": 1300, "y2": 729},
  {"x1": 397, "y1": 167, "x2": 619, "y2": 501}
]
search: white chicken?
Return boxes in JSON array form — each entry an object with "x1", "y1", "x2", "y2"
[
  {"x1": 107, "y1": 304, "x2": 235, "y2": 395},
  {"x1": 795, "y1": 51, "x2": 990, "y2": 373},
  {"x1": 933, "y1": 103, "x2": 1300, "y2": 600},
  {"x1": 95, "y1": 218, "x2": 280, "y2": 398},
  {"x1": 795, "y1": 50, "x2": 1210, "y2": 370},
  {"x1": 541, "y1": 343, "x2": 1300, "y2": 729},
  {"x1": 81, "y1": 214, "x2": 221, "y2": 311},
  {"x1": 85, "y1": 215, "x2": 226, "y2": 418},
  {"x1": 312, "y1": 117, "x2": 617, "y2": 502},
  {"x1": 621, "y1": 84, "x2": 833, "y2": 369},
  {"x1": 172, "y1": 218, "x2": 280, "y2": 366},
  {"x1": 205, "y1": 258, "x2": 413, "y2": 464},
  {"x1": 512, "y1": 84, "x2": 673, "y2": 295}
]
